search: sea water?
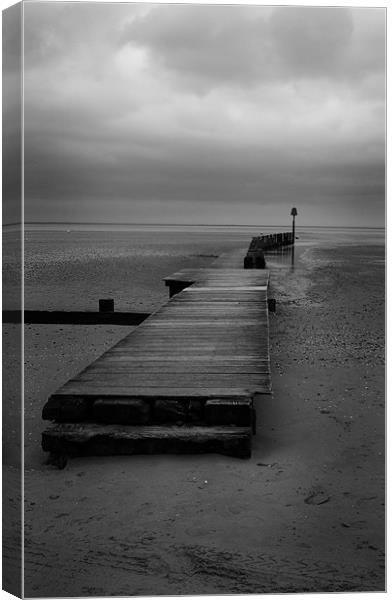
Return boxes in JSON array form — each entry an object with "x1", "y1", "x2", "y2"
[{"x1": 2, "y1": 224, "x2": 385, "y2": 312}]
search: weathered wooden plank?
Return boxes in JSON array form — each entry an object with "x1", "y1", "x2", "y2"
[
  {"x1": 42, "y1": 423, "x2": 252, "y2": 458},
  {"x1": 96, "y1": 361, "x2": 270, "y2": 367},
  {"x1": 156, "y1": 307, "x2": 268, "y2": 314},
  {"x1": 123, "y1": 335, "x2": 270, "y2": 342},
  {"x1": 88, "y1": 353, "x2": 270, "y2": 361},
  {"x1": 118, "y1": 325, "x2": 269, "y2": 333},
  {"x1": 91, "y1": 364, "x2": 269, "y2": 373},
  {"x1": 66, "y1": 375, "x2": 270, "y2": 388},
  {"x1": 109, "y1": 348, "x2": 270, "y2": 353},
  {"x1": 164, "y1": 268, "x2": 269, "y2": 283},
  {"x1": 106, "y1": 329, "x2": 268, "y2": 337},
  {"x1": 205, "y1": 398, "x2": 253, "y2": 427},
  {"x1": 112, "y1": 331, "x2": 269, "y2": 337},
  {"x1": 105, "y1": 340, "x2": 269, "y2": 347},
  {"x1": 93, "y1": 399, "x2": 151, "y2": 425},
  {"x1": 130, "y1": 320, "x2": 268, "y2": 329},
  {"x1": 128, "y1": 341, "x2": 270, "y2": 346},
  {"x1": 97, "y1": 352, "x2": 269, "y2": 359},
  {"x1": 42, "y1": 396, "x2": 92, "y2": 422},
  {"x1": 92, "y1": 356, "x2": 270, "y2": 363},
  {"x1": 172, "y1": 299, "x2": 268, "y2": 304},
  {"x1": 56, "y1": 380, "x2": 271, "y2": 395},
  {"x1": 104, "y1": 343, "x2": 269, "y2": 350},
  {"x1": 136, "y1": 325, "x2": 267, "y2": 330},
  {"x1": 151, "y1": 399, "x2": 188, "y2": 422},
  {"x1": 153, "y1": 307, "x2": 267, "y2": 312},
  {"x1": 97, "y1": 353, "x2": 269, "y2": 361},
  {"x1": 195, "y1": 287, "x2": 266, "y2": 291},
  {"x1": 173, "y1": 292, "x2": 267, "y2": 298},
  {"x1": 124, "y1": 329, "x2": 270, "y2": 335},
  {"x1": 51, "y1": 386, "x2": 269, "y2": 398},
  {"x1": 99, "y1": 349, "x2": 268, "y2": 362},
  {"x1": 109, "y1": 337, "x2": 269, "y2": 345},
  {"x1": 84, "y1": 364, "x2": 271, "y2": 374},
  {"x1": 162, "y1": 298, "x2": 267, "y2": 304},
  {"x1": 142, "y1": 320, "x2": 265, "y2": 325}
]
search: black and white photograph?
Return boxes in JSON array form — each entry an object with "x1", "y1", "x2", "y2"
[{"x1": 2, "y1": 0, "x2": 386, "y2": 596}]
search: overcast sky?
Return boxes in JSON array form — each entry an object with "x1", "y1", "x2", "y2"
[{"x1": 22, "y1": 2, "x2": 385, "y2": 226}]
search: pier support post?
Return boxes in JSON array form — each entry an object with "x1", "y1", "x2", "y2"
[
  {"x1": 255, "y1": 253, "x2": 266, "y2": 269},
  {"x1": 244, "y1": 256, "x2": 253, "y2": 269},
  {"x1": 99, "y1": 298, "x2": 114, "y2": 313},
  {"x1": 268, "y1": 298, "x2": 276, "y2": 312}
]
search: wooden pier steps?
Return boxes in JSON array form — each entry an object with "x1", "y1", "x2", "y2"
[
  {"x1": 42, "y1": 265, "x2": 271, "y2": 459},
  {"x1": 42, "y1": 424, "x2": 252, "y2": 459}
]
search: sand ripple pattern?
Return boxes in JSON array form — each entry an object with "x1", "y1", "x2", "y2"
[{"x1": 24, "y1": 537, "x2": 383, "y2": 596}]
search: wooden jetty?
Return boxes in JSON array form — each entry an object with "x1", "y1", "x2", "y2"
[
  {"x1": 244, "y1": 232, "x2": 294, "y2": 269},
  {"x1": 42, "y1": 257, "x2": 271, "y2": 459}
]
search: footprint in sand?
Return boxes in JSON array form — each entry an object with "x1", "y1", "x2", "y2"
[
  {"x1": 304, "y1": 490, "x2": 330, "y2": 505},
  {"x1": 185, "y1": 526, "x2": 215, "y2": 537}
]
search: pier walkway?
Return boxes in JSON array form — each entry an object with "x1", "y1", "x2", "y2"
[{"x1": 42, "y1": 254, "x2": 271, "y2": 458}]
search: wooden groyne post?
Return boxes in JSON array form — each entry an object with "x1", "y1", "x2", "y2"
[
  {"x1": 291, "y1": 207, "x2": 298, "y2": 243},
  {"x1": 243, "y1": 230, "x2": 293, "y2": 269},
  {"x1": 99, "y1": 298, "x2": 114, "y2": 313}
]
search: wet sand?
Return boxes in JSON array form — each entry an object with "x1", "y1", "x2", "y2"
[{"x1": 4, "y1": 240, "x2": 384, "y2": 595}]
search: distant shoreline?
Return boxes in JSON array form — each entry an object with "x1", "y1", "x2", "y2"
[{"x1": 4, "y1": 222, "x2": 386, "y2": 230}]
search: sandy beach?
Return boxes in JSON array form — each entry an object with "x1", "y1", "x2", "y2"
[{"x1": 3, "y1": 230, "x2": 385, "y2": 596}]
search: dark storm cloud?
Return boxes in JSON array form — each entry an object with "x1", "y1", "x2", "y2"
[
  {"x1": 120, "y1": 5, "x2": 270, "y2": 89},
  {"x1": 23, "y1": 3, "x2": 385, "y2": 226},
  {"x1": 121, "y1": 6, "x2": 384, "y2": 90},
  {"x1": 269, "y1": 7, "x2": 353, "y2": 77}
]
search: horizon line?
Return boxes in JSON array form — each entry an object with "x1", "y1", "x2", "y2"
[{"x1": 4, "y1": 221, "x2": 386, "y2": 230}]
